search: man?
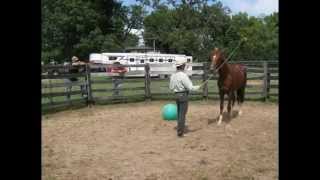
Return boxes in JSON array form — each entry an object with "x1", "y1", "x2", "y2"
[
  {"x1": 169, "y1": 58, "x2": 201, "y2": 137},
  {"x1": 65, "y1": 56, "x2": 87, "y2": 100},
  {"x1": 111, "y1": 62, "x2": 127, "y2": 96},
  {"x1": 71, "y1": 56, "x2": 86, "y2": 66}
]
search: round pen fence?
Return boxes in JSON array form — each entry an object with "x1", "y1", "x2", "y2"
[
  {"x1": 90, "y1": 64, "x2": 148, "y2": 103},
  {"x1": 42, "y1": 64, "x2": 91, "y2": 110},
  {"x1": 41, "y1": 61, "x2": 278, "y2": 112}
]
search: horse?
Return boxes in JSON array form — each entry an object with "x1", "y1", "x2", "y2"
[{"x1": 209, "y1": 48, "x2": 247, "y2": 125}]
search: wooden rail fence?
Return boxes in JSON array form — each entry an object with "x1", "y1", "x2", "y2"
[{"x1": 42, "y1": 61, "x2": 278, "y2": 110}]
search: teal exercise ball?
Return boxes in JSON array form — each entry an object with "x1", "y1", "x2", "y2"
[{"x1": 162, "y1": 104, "x2": 177, "y2": 121}]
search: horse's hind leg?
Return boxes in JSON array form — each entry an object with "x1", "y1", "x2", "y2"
[
  {"x1": 218, "y1": 90, "x2": 224, "y2": 125},
  {"x1": 227, "y1": 92, "x2": 234, "y2": 118},
  {"x1": 232, "y1": 92, "x2": 236, "y2": 115},
  {"x1": 238, "y1": 70, "x2": 247, "y2": 116},
  {"x1": 238, "y1": 103, "x2": 243, "y2": 116},
  {"x1": 237, "y1": 87, "x2": 245, "y2": 116}
]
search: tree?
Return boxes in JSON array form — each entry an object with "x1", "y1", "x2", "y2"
[
  {"x1": 229, "y1": 12, "x2": 278, "y2": 61},
  {"x1": 143, "y1": 0, "x2": 232, "y2": 61},
  {"x1": 142, "y1": 0, "x2": 278, "y2": 61},
  {"x1": 42, "y1": 0, "x2": 278, "y2": 63},
  {"x1": 42, "y1": 0, "x2": 104, "y2": 63},
  {"x1": 42, "y1": 0, "x2": 140, "y2": 63}
]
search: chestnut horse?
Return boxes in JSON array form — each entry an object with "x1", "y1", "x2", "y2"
[{"x1": 209, "y1": 48, "x2": 247, "y2": 125}]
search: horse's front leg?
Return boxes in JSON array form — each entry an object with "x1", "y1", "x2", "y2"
[{"x1": 218, "y1": 90, "x2": 224, "y2": 125}]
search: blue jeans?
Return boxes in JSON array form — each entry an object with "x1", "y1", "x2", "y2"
[
  {"x1": 175, "y1": 92, "x2": 189, "y2": 136},
  {"x1": 112, "y1": 77, "x2": 123, "y2": 96},
  {"x1": 65, "y1": 78, "x2": 87, "y2": 100}
]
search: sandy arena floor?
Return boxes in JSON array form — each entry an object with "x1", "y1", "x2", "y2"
[{"x1": 42, "y1": 100, "x2": 278, "y2": 180}]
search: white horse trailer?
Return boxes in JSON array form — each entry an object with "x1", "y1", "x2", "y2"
[{"x1": 89, "y1": 52, "x2": 193, "y2": 77}]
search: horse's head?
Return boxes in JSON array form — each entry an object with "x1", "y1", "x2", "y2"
[{"x1": 209, "y1": 47, "x2": 225, "y2": 71}]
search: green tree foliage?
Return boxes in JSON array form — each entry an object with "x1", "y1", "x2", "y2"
[
  {"x1": 229, "y1": 12, "x2": 278, "y2": 61},
  {"x1": 42, "y1": 0, "x2": 140, "y2": 64},
  {"x1": 143, "y1": 0, "x2": 278, "y2": 62},
  {"x1": 42, "y1": 0, "x2": 278, "y2": 64}
]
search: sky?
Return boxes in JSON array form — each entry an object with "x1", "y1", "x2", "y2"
[
  {"x1": 121, "y1": 0, "x2": 278, "y2": 17},
  {"x1": 221, "y1": 0, "x2": 278, "y2": 16}
]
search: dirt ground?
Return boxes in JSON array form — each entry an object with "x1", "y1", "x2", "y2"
[{"x1": 42, "y1": 100, "x2": 278, "y2": 180}]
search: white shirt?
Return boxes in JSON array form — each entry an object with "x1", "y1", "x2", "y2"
[{"x1": 169, "y1": 71, "x2": 199, "y2": 92}]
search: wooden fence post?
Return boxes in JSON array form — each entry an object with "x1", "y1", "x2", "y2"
[
  {"x1": 262, "y1": 61, "x2": 269, "y2": 101},
  {"x1": 202, "y1": 63, "x2": 209, "y2": 100},
  {"x1": 86, "y1": 64, "x2": 94, "y2": 106},
  {"x1": 49, "y1": 79, "x2": 54, "y2": 105},
  {"x1": 144, "y1": 64, "x2": 151, "y2": 100},
  {"x1": 267, "y1": 67, "x2": 271, "y2": 99}
]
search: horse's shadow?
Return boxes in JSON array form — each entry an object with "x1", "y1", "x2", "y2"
[{"x1": 207, "y1": 110, "x2": 240, "y2": 125}]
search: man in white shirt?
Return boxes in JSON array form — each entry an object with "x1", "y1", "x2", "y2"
[{"x1": 169, "y1": 58, "x2": 200, "y2": 137}]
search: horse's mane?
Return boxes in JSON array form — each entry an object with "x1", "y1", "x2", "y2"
[{"x1": 218, "y1": 49, "x2": 226, "y2": 60}]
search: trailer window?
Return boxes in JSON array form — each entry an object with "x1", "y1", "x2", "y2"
[
  {"x1": 129, "y1": 58, "x2": 134, "y2": 62},
  {"x1": 140, "y1": 60, "x2": 145, "y2": 63},
  {"x1": 149, "y1": 58, "x2": 154, "y2": 62},
  {"x1": 168, "y1": 59, "x2": 173, "y2": 62},
  {"x1": 187, "y1": 58, "x2": 191, "y2": 63},
  {"x1": 109, "y1": 56, "x2": 117, "y2": 60},
  {"x1": 159, "y1": 58, "x2": 163, "y2": 63}
]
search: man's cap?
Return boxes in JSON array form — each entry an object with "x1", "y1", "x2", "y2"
[
  {"x1": 72, "y1": 56, "x2": 79, "y2": 62},
  {"x1": 175, "y1": 58, "x2": 187, "y2": 67}
]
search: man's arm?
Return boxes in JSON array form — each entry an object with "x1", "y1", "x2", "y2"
[
  {"x1": 169, "y1": 75, "x2": 175, "y2": 91},
  {"x1": 181, "y1": 74, "x2": 200, "y2": 91}
]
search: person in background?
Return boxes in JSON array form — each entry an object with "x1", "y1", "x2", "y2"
[
  {"x1": 169, "y1": 58, "x2": 201, "y2": 137},
  {"x1": 65, "y1": 56, "x2": 87, "y2": 100},
  {"x1": 111, "y1": 62, "x2": 127, "y2": 96}
]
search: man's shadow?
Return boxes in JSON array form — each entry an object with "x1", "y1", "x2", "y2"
[
  {"x1": 173, "y1": 125, "x2": 202, "y2": 133},
  {"x1": 207, "y1": 110, "x2": 240, "y2": 125}
]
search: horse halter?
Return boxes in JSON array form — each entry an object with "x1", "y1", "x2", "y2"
[
  {"x1": 212, "y1": 55, "x2": 228, "y2": 73},
  {"x1": 210, "y1": 50, "x2": 227, "y2": 73},
  {"x1": 211, "y1": 38, "x2": 246, "y2": 73},
  {"x1": 200, "y1": 39, "x2": 246, "y2": 88}
]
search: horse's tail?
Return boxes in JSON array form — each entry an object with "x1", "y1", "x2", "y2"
[{"x1": 237, "y1": 65, "x2": 247, "y2": 104}]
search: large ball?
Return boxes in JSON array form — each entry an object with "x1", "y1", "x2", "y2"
[{"x1": 162, "y1": 104, "x2": 177, "y2": 121}]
